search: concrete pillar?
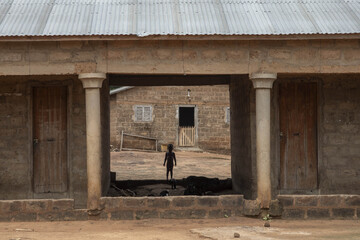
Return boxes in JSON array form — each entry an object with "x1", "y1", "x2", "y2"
[
  {"x1": 79, "y1": 73, "x2": 106, "y2": 214},
  {"x1": 250, "y1": 73, "x2": 277, "y2": 209}
]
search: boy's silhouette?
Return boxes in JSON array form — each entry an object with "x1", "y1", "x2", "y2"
[{"x1": 163, "y1": 144, "x2": 177, "y2": 181}]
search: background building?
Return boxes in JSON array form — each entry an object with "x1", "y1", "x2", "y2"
[{"x1": 110, "y1": 85, "x2": 231, "y2": 153}]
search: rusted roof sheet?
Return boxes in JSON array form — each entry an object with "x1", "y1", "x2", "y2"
[{"x1": 0, "y1": 0, "x2": 359, "y2": 37}]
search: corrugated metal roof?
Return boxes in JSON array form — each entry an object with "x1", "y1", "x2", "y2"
[{"x1": 0, "y1": 0, "x2": 359, "y2": 37}]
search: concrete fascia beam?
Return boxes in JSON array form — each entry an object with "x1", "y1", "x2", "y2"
[
  {"x1": 250, "y1": 73, "x2": 277, "y2": 89},
  {"x1": 79, "y1": 73, "x2": 106, "y2": 89}
]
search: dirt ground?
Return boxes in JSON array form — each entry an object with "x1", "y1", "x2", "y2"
[
  {"x1": 111, "y1": 151, "x2": 231, "y2": 181},
  {"x1": 1, "y1": 218, "x2": 359, "y2": 240}
]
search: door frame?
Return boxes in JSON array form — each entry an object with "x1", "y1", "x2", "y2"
[
  {"x1": 28, "y1": 79, "x2": 73, "y2": 199},
  {"x1": 273, "y1": 76, "x2": 323, "y2": 195},
  {"x1": 176, "y1": 105, "x2": 198, "y2": 147}
]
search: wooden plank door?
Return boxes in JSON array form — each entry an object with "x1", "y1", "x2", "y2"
[
  {"x1": 179, "y1": 126, "x2": 195, "y2": 146},
  {"x1": 279, "y1": 82, "x2": 317, "y2": 190},
  {"x1": 33, "y1": 87, "x2": 68, "y2": 193}
]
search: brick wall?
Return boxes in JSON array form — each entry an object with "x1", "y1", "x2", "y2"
[
  {"x1": 100, "y1": 195, "x2": 243, "y2": 220},
  {"x1": 110, "y1": 85, "x2": 230, "y2": 153},
  {"x1": 0, "y1": 77, "x2": 30, "y2": 199},
  {"x1": 320, "y1": 75, "x2": 360, "y2": 194},
  {"x1": 278, "y1": 195, "x2": 360, "y2": 219}
]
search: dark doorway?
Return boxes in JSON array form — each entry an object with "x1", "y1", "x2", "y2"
[
  {"x1": 179, "y1": 107, "x2": 195, "y2": 127},
  {"x1": 279, "y1": 82, "x2": 318, "y2": 191}
]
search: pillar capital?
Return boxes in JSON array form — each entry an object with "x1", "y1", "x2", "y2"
[
  {"x1": 79, "y1": 73, "x2": 106, "y2": 89},
  {"x1": 250, "y1": 73, "x2": 277, "y2": 89}
]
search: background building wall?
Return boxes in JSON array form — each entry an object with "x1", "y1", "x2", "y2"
[{"x1": 110, "y1": 85, "x2": 230, "y2": 153}]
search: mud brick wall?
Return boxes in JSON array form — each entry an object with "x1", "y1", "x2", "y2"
[
  {"x1": 320, "y1": 75, "x2": 360, "y2": 194},
  {"x1": 278, "y1": 195, "x2": 360, "y2": 219},
  {"x1": 0, "y1": 76, "x2": 88, "y2": 208},
  {"x1": 110, "y1": 85, "x2": 230, "y2": 153},
  {"x1": 100, "y1": 195, "x2": 243, "y2": 220}
]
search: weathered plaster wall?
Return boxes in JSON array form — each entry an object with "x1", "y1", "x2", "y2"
[
  {"x1": 110, "y1": 85, "x2": 230, "y2": 153},
  {"x1": 0, "y1": 76, "x2": 88, "y2": 208},
  {"x1": 0, "y1": 40, "x2": 358, "y2": 76}
]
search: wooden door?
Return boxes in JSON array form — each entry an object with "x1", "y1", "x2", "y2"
[
  {"x1": 279, "y1": 82, "x2": 317, "y2": 190},
  {"x1": 179, "y1": 127, "x2": 195, "y2": 147},
  {"x1": 33, "y1": 87, "x2": 67, "y2": 193}
]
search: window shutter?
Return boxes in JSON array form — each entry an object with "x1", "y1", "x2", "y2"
[
  {"x1": 136, "y1": 106, "x2": 143, "y2": 121},
  {"x1": 144, "y1": 106, "x2": 151, "y2": 121}
]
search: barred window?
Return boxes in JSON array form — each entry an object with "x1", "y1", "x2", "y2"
[{"x1": 135, "y1": 105, "x2": 152, "y2": 122}]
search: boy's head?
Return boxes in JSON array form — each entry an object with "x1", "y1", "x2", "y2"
[{"x1": 167, "y1": 144, "x2": 173, "y2": 151}]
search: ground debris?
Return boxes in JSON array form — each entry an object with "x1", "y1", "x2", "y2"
[
  {"x1": 14, "y1": 228, "x2": 34, "y2": 232},
  {"x1": 234, "y1": 232, "x2": 240, "y2": 238}
]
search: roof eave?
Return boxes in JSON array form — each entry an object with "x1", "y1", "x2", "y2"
[{"x1": 0, "y1": 33, "x2": 359, "y2": 42}]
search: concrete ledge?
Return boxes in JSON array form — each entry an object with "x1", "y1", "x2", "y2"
[{"x1": 278, "y1": 195, "x2": 360, "y2": 220}]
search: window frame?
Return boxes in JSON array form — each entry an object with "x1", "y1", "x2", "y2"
[{"x1": 134, "y1": 105, "x2": 153, "y2": 122}]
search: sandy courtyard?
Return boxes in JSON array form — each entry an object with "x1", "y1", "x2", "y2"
[
  {"x1": 1, "y1": 218, "x2": 359, "y2": 240},
  {"x1": 111, "y1": 151, "x2": 231, "y2": 181}
]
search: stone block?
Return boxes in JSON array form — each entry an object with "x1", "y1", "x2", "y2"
[
  {"x1": 269, "y1": 199, "x2": 283, "y2": 217},
  {"x1": 320, "y1": 49, "x2": 341, "y2": 60},
  {"x1": 319, "y1": 196, "x2": 342, "y2": 207},
  {"x1": 307, "y1": 208, "x2": 330, "y2": 219},
  {"x1": 60, "y1": 41, "x2": 83, "y2": 50},
  {"x1": 13, "y1": 212, "x2": 37, "y2": 222},
  {"x1": 135, "y1": 210, "x2": 159, "y2": 219},
  {"x1": 147, "y1": 198, "x2": 170, "y2": 208},
  {"x1": 344, "y1": 196, "x2": 360, "y2": 207},
  {"x1": 332, "y1": 208, "x2": 355, "y2": 219},
  {"x1": 24, "y1": 200, "x2": 51, "y2": 212},
  {"x1": 51, "y1": 199, "x2": 74, "y2": 211},
  {"x1": 28, "y1": 52, "x2": 48, "y2": 62},
  {"x1": 160, "y1": 209, "x2": 206, "y2": 219},
  {"x1": 49, "y1": 52, "x2": 72, "y2": 62},
  {"x1": 0, "y1": 200, "x2": 24, "y2": 213},
  {"x1": 101, "y1": 197, "x2": 122, "y2": 210},
  {"x1": 268, "y1": 49, "x2": 292, "y2": 60},
  {"x1": 111, "y1": 210, "x2": 134, "y2": 220},
  {"x1": 172, "y1": 197, "x2": 196, "y2": 208},
  {"x1": 294, "y1": 196, "x2": 318, "y2": 207},
  {"x1": 243, "y1": 199, "x2": 261, "y2": 216},
  {"x1": 0, "y1": 214, "x2": 12, "y2": 222},
  {"x1": 277, "y1": 196, "x2": 294, "y2": 207},
  {"x1": 153, "y1": 49, "x2": 172, "y2": 60},
  {"x1": 197, "y1": 197, "x2": 219, "y2": 207},
  {"x1": 208, "y1": 209, "x2": 232, "y2": 218},
  {"x1": 282, "y1": 209, "x2": 305, "y2": 219},
  {"x1": 219, "y1": 195, "x2": 243, "y2": 207}
]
